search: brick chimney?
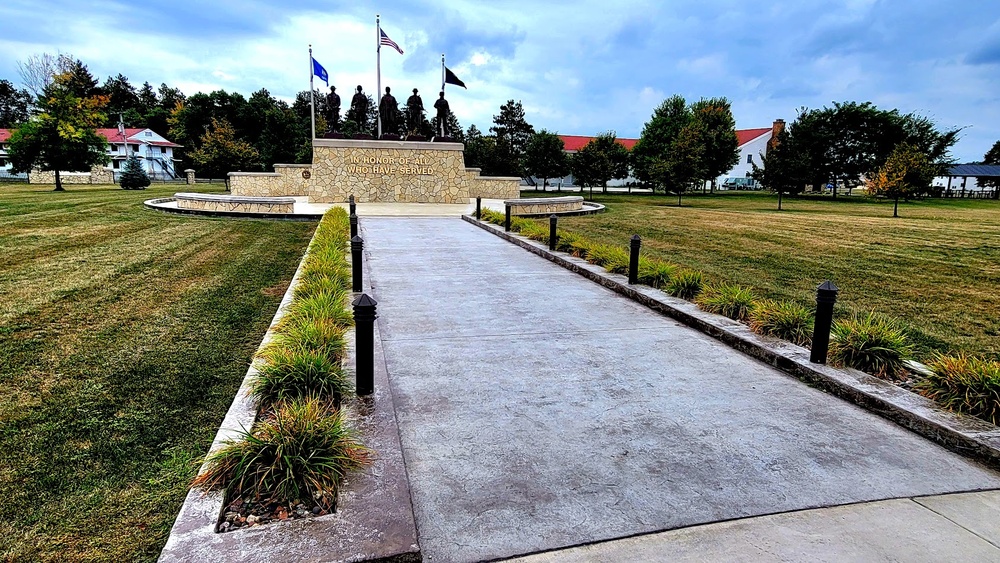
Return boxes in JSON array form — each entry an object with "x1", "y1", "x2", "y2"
[{"x1": 767, "y1": 119, "x2": 785, "y2": 152}]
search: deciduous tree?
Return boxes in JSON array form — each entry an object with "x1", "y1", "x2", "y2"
[
  {"x1": 690, "y1": 97, "x2": 739, "y2": 192},
  {"x1": 572, "y1": 132, "x2": 630, "y2": 199},
  {"x1": 524, "y1": 130, "x2": 569, "y2": 191},
  {"x1": 866, "y1": 143, "x2": 935, "y2": 217},
  {"x1": 977, "y1": 140, "x2": 1000, "y2": 199},
  {"x1": 189, "y1": 118, "x2": 260, "y2": 186},
  {"x1": 6, "y1": 72, "x2": 109, "y2": 191}
]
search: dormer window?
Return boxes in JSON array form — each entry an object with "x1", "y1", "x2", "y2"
[{"x1": 145, "y1": 131, "x2": 152, "y2": 137}]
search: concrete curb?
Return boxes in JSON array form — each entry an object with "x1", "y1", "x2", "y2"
[
  {"x1": 463, "y1": 214, "x2": 1000, "y2": 470},
  {"x1": 159, "y1": 220, "x2": 419, "y2": 562}
]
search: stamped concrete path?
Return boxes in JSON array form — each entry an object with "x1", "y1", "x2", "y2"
[{"x1": 361, "y1": 217, "x2": 1000, "y2": 563}]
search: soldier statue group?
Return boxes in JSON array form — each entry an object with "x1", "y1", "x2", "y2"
[{"x1": 324, "y1": 83, "x2": 452, "y2": 138}]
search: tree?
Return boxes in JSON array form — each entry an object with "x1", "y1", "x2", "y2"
[
  {"x1": 572, "y1": 133, "x2": 630, "y2": 199},
  {"x1": 490, "y1": 100, "x2": 535, "y2": 177},
  {"x1": 119, "y1": 154, "x2": 151, "y2": 190},
  {"x1": 464, "y1": 124, "x2": 502, "y2": 176},
  {"x1": 189, "y1": 118, "x2": 260, "y2": 187},
  {"x1": 653, "y1": 122, "x2": 706, "y2": 206},
  {"x1": 101, "y1": 74, "x2": 139, "y2": 122},
  {"x1": 431, "y1": 109, "x2": 464, "y2": 143},
  {"x1": 0, "y1": 79, "x2": 32, "y2": 127},
  {"x1": 866, "y1": 143, "x2": 935, "y2": 217},
  {"x1": 690, "y1": 98, "x2": 739, "y2": 192},
  {"x1": 750, "y1": 128, "x2": 809, "y2": 210},
  {"x1": 524, "y1": 130, "x2": 569, "y2": 190},
  {"x1": 977, "y1": 140, "x2": 1000, "y2": 199},
  {"x1": 6, "y1": 72, "x2": 109, "y2": 191},
  {"x1": 631, "y1": 95, "x2": 691, "y2": 192},
  {"x1": 782, "y1": 101, "x2": 958, "y2": 196}
]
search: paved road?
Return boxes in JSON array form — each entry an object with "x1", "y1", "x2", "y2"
[{"x1": 362, "y1": 217, "x2": 1000, "y2": 563}]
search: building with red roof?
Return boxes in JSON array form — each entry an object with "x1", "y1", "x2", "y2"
[
  {"x1": 0, "y1": 127, "x2": 182, "y2": 180},
  {"x1": 544, "y1": 120, "x2": 784, "y2": 189}
]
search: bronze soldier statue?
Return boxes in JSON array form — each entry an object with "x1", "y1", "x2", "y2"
[
  {"x1": 406, "y1": 88, "x2": 423, "y2": 133},
  {"x1": 350, "y1": 85, "x2": 368, "y2": 128},
  {"x1": 325, "y1": 86, "x2": 341, "y2": 131},
  {"x1": 434, "y1": 91, "x2": 450, "y2": 137},
  {"x1": 378, "y1": 87, "x2": 398, "y2": 135}
]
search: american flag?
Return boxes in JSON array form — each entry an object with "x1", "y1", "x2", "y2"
[{"x1": 380, "y1": 29, "x2": 403, "y2": 55}]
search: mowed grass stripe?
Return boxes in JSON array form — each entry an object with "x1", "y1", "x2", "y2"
[
  {"x1": 557, "y1": 192, "x2": 1000, "y2": 359},
  {"x1": 0, "y1": 183, "x2": 314, "y2": 562}
]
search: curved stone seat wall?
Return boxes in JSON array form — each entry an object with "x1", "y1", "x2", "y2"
[
  {"x1": 174, "y1": 192, "x2": 295, "y2": 214},
  {"x1": 504, "y1": 196, "x2": 585, "y2": 215}
]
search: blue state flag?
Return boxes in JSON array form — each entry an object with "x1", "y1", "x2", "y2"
[{"x1": 312, "y1": 57, "x2": 329, "y2": 85}]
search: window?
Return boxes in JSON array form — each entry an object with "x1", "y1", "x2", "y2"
[
  {"x1": 110, "y1": 144, "x2": 117, "y2": 152},
  {"x1": 131, "y1": 144, "x2": 139, "y2": 152},
  {"x1": 113, "y1": 160, "x2": 120, "y2": 169},
  {"x1": 145, "y1": 131, "x2": 151, "y2": 136},
  {"x1": 160, "y1": 146, "x2": 167, "y2": 154},
  {"x1": 0, "y1": 159, "x2": 6, "y2": 167},
  {"x1": 747, "y1": 154, "x2": 753, "y2": 164}
]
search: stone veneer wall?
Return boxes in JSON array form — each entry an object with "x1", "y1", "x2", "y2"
[
  {"x1": 309, "y1": 139, "x2": 520, "y2": 203},
  {"x1": 176, "y1": 198, "x2": 294, "y2": 214},
  {"x1": 505, "y1": 196, "x2": 585, "y2": 215},
  {"x1": 229, "y1": 165, "x2": 312, "y2": 197},
  {"x1": 30, "y1": 165, "x2": 114, "y2": 185}
]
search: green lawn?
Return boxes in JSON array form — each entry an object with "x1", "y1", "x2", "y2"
[
  {"x1": 0, "y1": 183, "x2": 315, "y2": 561},
  {"x1": 553, "y1": 191, "x2": 1000, "y2": 360}
]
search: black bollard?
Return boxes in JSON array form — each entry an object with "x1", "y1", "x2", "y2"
[
  {"x1": 549, "y1": 214, "x2": 558, "y2": 251},
  {"x1": 349, "y1": 194, "x2": 356, "y2": 216},
  {"x1": 629, "y1": 235, "x2": 641, "y2": 284},
  {"x1": 352, "y1": 293, "x2": 378, "y2": 396},
  {"x1": 351, "y1": 236, "x2": 363, "y2": 292},
  {"x1": 476, "y1": 197, "x2": 482, "y2": 220},
  {"x1": 810, "y1": 280, "x2": 839, "y2": 364},
  {"x1": 504, "y1": 204, "x2": 511, "y2": 232},
  {"x1": 350, "y1": 212, "x2": 358, "y2": 239}
]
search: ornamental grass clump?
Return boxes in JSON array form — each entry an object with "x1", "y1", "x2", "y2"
[
  {"x1": 915, "y1": 354, "x2": 1000, "y2": 424},
  {"x1": 192, "y1": 397, "x2": 370, "y2": 510},
  {"x1": 268, "y1": 316, "x2": 347, "y2": 360},
  {"x1": 828, "y1": 311, "x2": 912, "y2": 379},
  {"x1": 282, "y1": 291, "x2": 354, "y2": 330},
  {"x1": 696, "y1": 283, "x2": 756, "y2": 321},
  {"x1": 748, "y1": 299, "x2": 813, "y2": 346},
  {"x1": 585, "y1": 244, "x2": 630, "y2": 274},
  {"x1": 667, "y1": 269, "x2": 704, "y2": 300},
  {"x1": 253, "y1": 346, "x2": 351, "y2": 405},
  {"x1": 637, "y1": 258, "x2": 675, "y2": 289}
]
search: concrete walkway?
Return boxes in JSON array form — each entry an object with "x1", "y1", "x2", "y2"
[{"x1": 361, "y1": 217, "x2": 1000, "y2": 563}]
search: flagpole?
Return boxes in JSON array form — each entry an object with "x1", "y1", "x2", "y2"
[
  {"x1": 309, "y1": 44, "x2": 316, "y2": 141},
  {"x1": 441, "y1": 53, "x2": 446, "y2": 91},
  {"x1": 376, "y1": 14, "x2": 382, "y2": 138}
]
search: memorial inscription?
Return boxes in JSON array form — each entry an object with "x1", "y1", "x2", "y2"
[{"x1": 345, "y1": 155, "x2": 434, "y2": 175}]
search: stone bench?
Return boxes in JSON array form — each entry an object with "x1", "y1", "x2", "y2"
[
  {"x1": 503, "y1": 196, "x2": 585, "y2": 216},
  {"x1": 174, "y1": 192, "x2": 296, "y2": 214}
]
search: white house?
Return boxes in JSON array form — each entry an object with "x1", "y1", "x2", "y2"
[
  {"x1": 715, "y1": 120, "x2": 785, "y2": 189},
  {"x1": 0, "y1": 127, "x2": 182, "y2": 180}
]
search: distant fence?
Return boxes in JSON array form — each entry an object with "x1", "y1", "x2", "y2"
[{"x1": 0, "y1": 170, "x2": 28, "y2": 183}]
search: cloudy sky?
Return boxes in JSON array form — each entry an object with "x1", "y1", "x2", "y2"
[{"x1": 2, "y1": 0, "x2": 999, "y2": 161}]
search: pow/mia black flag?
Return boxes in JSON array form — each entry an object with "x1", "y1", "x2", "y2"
[{"x1": 444, "y1": 67, "x2": 467, "y2": 89}]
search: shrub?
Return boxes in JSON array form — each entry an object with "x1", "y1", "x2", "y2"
[
  {"x1": 748, "y1": 299, "x2": 813, "y2": 345},
  {"x1": 916, "y1": 354, "x2": 1000, "y2": 424},
  {"x1": 253, "y1": 346, "x2": 351, "y2": 405},
  {"x1": 828, "y1": 311, "x2": 912, "y2": 379},
  {"x1": 696, "y1": 284, "x2": 756, "y2": 321},
  {"x1": 637, "y1": 258, "x2": 675, "y2": 289},
  {"x1": 192, "y1": 397, "x2": 370, "y2": 508},
  {"x1": 667, "y1": 269, "x2": 704, "y2": 300}
]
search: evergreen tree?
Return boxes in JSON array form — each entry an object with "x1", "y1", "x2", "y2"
[
  {"x1": 490, "y1": 100, "x2": 535, "y2": 177},
  {"x1": 0, "y1": 79, "x2": 32, "y2": 127},
  {"x1": 119, "y1": 154, "x2": 151, "y2": 190},
  {"x1": 431, "y1": 110, "x2": 464, "y2": 143}
]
